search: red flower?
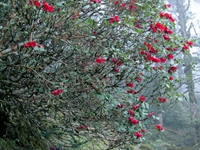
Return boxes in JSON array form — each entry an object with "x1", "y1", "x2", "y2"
[
  {"x1": 95, "y1": 57, "x2": 106, "y2": 63},
  {"x1": 116, "y1": 61, "x2": 122, "y2": 66},
  {"x1": 169, "y1": 76, "x2": 173, "y2": 80},
  {"x1": 114, "y1": 68, "x2": 120, "y2": 73},
  {"x1": 50, "y1": 146, "x2": 55, "y2": 150},
  {"x1": 165, "y1": 13, "x2": 175, "y2": 22},
  {"x1": 141, "y1": 129, "x2": 147, "y2": 133},
  {"x1": 121, "y1": 3, "x2": 126, "y2": 8},
  {"x1": 90, "y1": 0, "x2": 101, "y2": 3},
  {"x1": 24, "y1": 41, "x2": 37, "y2": 48},
  {"x1": 29, "y1": 0, "x2": 40, "y2": 7},
  {"x1": 109, "y1": 15, "x2": 119, "y2": 24},
  {"x1": 182, "y1": 44, "x2": 189, "y2": 51},
  {"x1": 132, "y1": 104, "x2": 140, "y2": 110},
  {"x1": 115, "y1": 1, "x2": 119, "y2": 5},
  {"x1": 93, "y1": 31, "x2": 97, "y2": 35},
  {"x1": 137, "y1": 77, "x2": 142, "y2": 82},
  {"x1": 167, "y1": 54, "x2": 174, "y2": 60},
  {"x1": 134, "y1": 131, "x2": 143, "y2": 138},
  {"x1": 158, "y1": 97, "x2": 167, "y2": 103},
  {"x1": 149, "y1": 56, "x2": 161, "y2": 63},
  {"x1": 160, "y1": 57, "x2": 166, "y2": 63},
  {"x1": 186, "y1": 41, "x2": 193, "y2": 46},
  {"x1": 148, "y1": 112, "x2": 155, "y2": 117},
  {"x1": 52, "y1": 89, "x2": 63, "y2": 96},
  {"x1": 159, "y1": 66, "x2": 163, "y2": 70},
  {"x1": 168, "y1": 66, "x2": 177, "y2": 74},
  {"x1": 163, "y1": 34, "x2": 171, "y2": 40},
  {"x1": 152, "y1": 66, "x2": 157, "y2": 70},
  {"x1": 111, "y1": 58, "x2": 118, "y2": 63},
  {"x1": 160, "y1": 12, "x2": 165, "y2": 18},
  {"x1": 156, "y1": 124, "x2": 164, "y2": 131},
  {"x1": 127, "y1": 89, "x2": 137, "y2": 94},
  {"x1": 131, "y1": 118, "x2": 139, "y2": 125},
  {"x1": 140, "y1": 96, "x2": 146, "y2": 102},
  {"x1": 43, "y1": 2, "x2": 54, "y2": 12},
  {"x1": 126, "y1": 82, "x2": 134, "y2": 88},
  {"x1": 155, "y1": 22, "x2": 165, "y2": 32},
  {"x1": 164, "y1": 4, "x2": 171, "y2": 8},
  {"x1": 117, "y1": 104, "x2": 124, "y2": 108},
  {"x1": 128, "y1": 110, "x2": 135, "y2": 116},
  {"x1": 128, "y1": 116, "x2": 134, "y2": 122},
  {"x1": 76, "y1": 125, "x2": 88, "y2": 130}
]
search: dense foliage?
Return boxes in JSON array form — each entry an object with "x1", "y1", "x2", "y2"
[{"x1": 0, "y1": 0, "x2": 193, "y2": 149}]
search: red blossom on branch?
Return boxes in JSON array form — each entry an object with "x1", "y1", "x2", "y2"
[
  {"x1": 168, "y1": 66, "x2": 178, "y2": 74},
  {"x1": 24, "y1": 41, "x2": 37, "y2": 48},
  {"x1": 109, "y1": 15, "x2": 120, "y2": 24},
  {"x1": 167, "y1": 54, "x2": 174, "y2": 60},
  {"x1": 148, "y1": 112, "x2": 155, "y2": 117},
  {"x1": 43, "y1": 2, "x2": 54, "y2": 12},
  {"x1": 126, "y1": 82, "x2": 134, "y2": 88},
  {"x1": 158, "y1": 97, "x2": 167, "y2": 103},
  {"x1": 52, "y1": 89, "x2": 63, "y2": 96},
  {"x1": 134, "y1": 131, "x2": 143, "y2": 138},
  {"x1": 132, "y1": 104, "x2": 140, "y2": 110},
  {"x1": 95, "y1": 57, "x2": 106, "y2": 63},
  {"x1": 156, "y1": 124, "x2": 164, "y2": 131},
  {"x1": 139, "y1": 96, "x2": 146, "y2": 102},
  {"x1": 90, "y1": 0, "x2": 101, "y2": 3},
  {"x1": 128, "y1": 110, "x2": 135, "y2": 116}
]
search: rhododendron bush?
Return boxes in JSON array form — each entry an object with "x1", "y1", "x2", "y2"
[{"x1": 0, "y1": 0, "x2": 193, "y2": 149}]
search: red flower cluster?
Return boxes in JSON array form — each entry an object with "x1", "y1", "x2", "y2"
[
  {"x1": 158, "y1": 97, "x2": 167, "y2": 103},
  {"x1": 117, "y1": 104, "x2": 124, "y2": 108},
  {"x1": 95, "y1": 57, "x2": 106, "y2": 63},
  {"x1": 160, "y1": 12, "x2": 175, "y2": 22},
  {"x1": 29, "y1": 0, "x2": 40, "y2": 7},
  {"x1": 114, "y1": 68, "x2": 120, "y2": 73},
  {"x1": 52, "y1": 89, "x2": 63, "y2": 96},
  {"x1": 137, "y1": 77, "x2": 142, "y2": 82},
  {"x1": 50, "y1": 146, "x2": 55, "y2": 150},
  {"x1": 134, "y1": 131, "x2": 143, "y2": 138},
  {"x1": 167, "y1": 54, "x2": 174, "y2": 60},
  {"x1": 132, "y1": 104, "x2": 140, "y2": 110},
  {"x1": 127, "y1": 89, "x2": 137, "y2": 94},
  {"x1": 168, "y1": 66, "x2": 177, "y2": 74},
  {"x1": 148, "y1": 112, "x2": 155, "y2": 117},
  {"x1": 141, "y1": 129, "x2": 147, "y2": 133},
  {"x1": 164, "y1": 4, "x2": 171, "y2": 9},
  {"x1": 163, "y1": 34, "x2": 171, "y2": 41},
  {"x1": 166, "y1": 47, "x2": 177, "y2": 51},
  {"x1": 109, "y1": 15, "x2": 120, "y2": 24},
  {"x1": 128, "y1": 117, "x2": 139, "y2": 125},
  {"x1": 126, "y1": 82, "x2": 134, "y2": 88},
  {"x1": 140, "y1": 96, "x2": 146, "y2": 102},
  {"x1": 169, "y1": 76, "x2": 173, "y2": 80},
  {"x1": 128, "y1": 109, "x2": 135, "y2": 116},
  {"x1": 111, "y1": 58, "x2": 122, "y2": 66},
  {"x1": 24, "y1": 41, "x2": 37, "y2": 48},
  {"x1": 76, "y1": 125, "x2": 88, "y2": 130},
  {"x1": 90, "y1": 0, "x2": 101, "y2": 3},
  {"x1": 156, "y1": 124, "x2": 164, "y2": 131},
  {"x1": 29, "y1": 1, "x2": 54, "y2": 12},
  {"x1": 147, "y1": 55, "x2": 161, "y2": 63},
  {"x1": 144, "y1": 42, "x2": 157, "y2": 53},
  {"x1": 43, "y1": 2, "x2": 54, "y2": 12},
  {"x1": 182, "y1": 41, "x2": 193, "y2": 51},
  {"x1": 150, "y1": 22, "x2": 172, "y2": 34}
]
